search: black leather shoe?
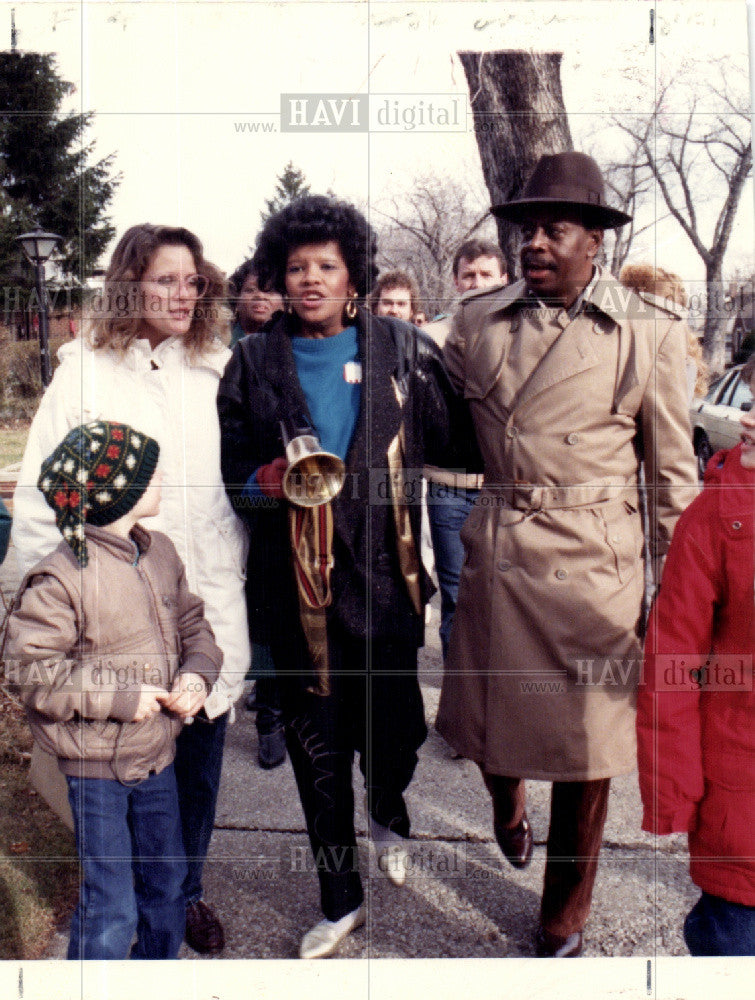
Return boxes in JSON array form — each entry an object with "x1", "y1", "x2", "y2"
[
  {"x1": 535, "y1": 925, "x2": 583, "y2": 957},
  {"x1": 185, "y1": 899, "x2": 225, "y2": 954},
  {"x1": 258, "y1": 726, "x2": 287, "y2": 770},
  {"x1": 494, "y1": 812, "x2": 533, "y2": 869}
]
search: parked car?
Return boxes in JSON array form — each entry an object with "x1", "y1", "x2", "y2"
[{"x1": 690, "y1": 364, "x2": 752, "y2": 478}]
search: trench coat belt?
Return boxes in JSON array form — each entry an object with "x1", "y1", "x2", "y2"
[{"x1": 486, "y1": 479, "x2": 639, "y2": 511}]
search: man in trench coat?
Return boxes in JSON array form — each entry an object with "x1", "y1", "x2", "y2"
[{"x1": 435, "y1": 152, "x2": 698, "y2": 956}]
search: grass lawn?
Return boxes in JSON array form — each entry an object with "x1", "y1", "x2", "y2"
[
  {"x1": 0, "y1": 419, "x2": 31, "y2": 469},
  {"x1": 0, "y1": 410, "x2": 78, "y2": 956},
  {"x1": 0, "y1": 687, "x2": 78, "y2": 959}
]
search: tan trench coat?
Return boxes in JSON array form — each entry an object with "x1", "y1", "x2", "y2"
[{"x1": 435, "y1": 272, "x2": 698, "y2": 781}]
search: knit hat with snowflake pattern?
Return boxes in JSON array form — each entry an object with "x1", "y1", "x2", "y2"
[{"x1": 37, "y1": 421, "x2": 160, "y2": 566}]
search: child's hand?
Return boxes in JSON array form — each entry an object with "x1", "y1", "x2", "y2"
[
  {"x1": 133, "y1": 685, "x2": 169, "y2": 722},
  {"x1": 160, "y1": 672, "x2": 209, "y2": 719}
]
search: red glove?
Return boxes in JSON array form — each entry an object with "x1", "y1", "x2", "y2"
[{"x1": 256, "y1": 457, "x2": 288, "y2": 498}]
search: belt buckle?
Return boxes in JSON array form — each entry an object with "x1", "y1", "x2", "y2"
[{"x1": 513, "y1": 484, "x2": 543, "y2": 511}]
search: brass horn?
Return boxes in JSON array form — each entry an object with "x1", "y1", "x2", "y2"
[{"x1": 279, "y1": 418, "x2": 346, "y2": 507}]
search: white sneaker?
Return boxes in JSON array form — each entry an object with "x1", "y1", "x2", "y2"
[
  {"x1": 369, "y1": 814, "x2": 409, "y2": 886},
  {"x1": 299, "y1": 904, "x2": 366, "y2": 959}
]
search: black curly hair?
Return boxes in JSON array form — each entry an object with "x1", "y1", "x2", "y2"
[
  {"x1": 252, "y1": 195, "x2": 378, "y2": 299},
  {"x1": 228, "y1": 258, "x2": 257, "y2": 299}
]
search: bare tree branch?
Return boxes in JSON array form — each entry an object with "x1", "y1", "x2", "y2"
[
  {"x1": 710, "y1": 140, "x2": 752, "y2": 260},
  {"x1": 641, "y1": 136, "x2": 710, "y2": 261},
  {"x1": 608, "y1": 64, "x2": 751, "y2": 373},
  {"x1": 372, "y1": 173, "x2": 497, "y2": 315}
]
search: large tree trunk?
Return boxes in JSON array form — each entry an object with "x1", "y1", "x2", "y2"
[
  {"x1": 703, "y1": 257, "x2": 727, "y2": 376},
  {"x1": 458, "y1": 50, "x2": 573, "y2": 277}
]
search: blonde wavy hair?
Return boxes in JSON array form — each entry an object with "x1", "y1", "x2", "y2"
[
  {"x1": 86, "y1": 224, "x2": 230, "y2": 356},
  {"x1": 620, "y1": 263, "x2": 708, "y2": 397}
]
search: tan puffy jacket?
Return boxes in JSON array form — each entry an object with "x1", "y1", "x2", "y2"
[{"x1": 5, "y1": 524, "x2": 222, "y2": 784}]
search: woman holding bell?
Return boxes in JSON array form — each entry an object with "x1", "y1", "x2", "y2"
[{"x1": 218, "y1": 194, "x2": 462, "y2": 959}]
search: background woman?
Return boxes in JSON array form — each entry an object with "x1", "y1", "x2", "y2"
[
  {"x1": 218, "y1": 195, "x2": 460, "y2": 959},
  {"x1": 228, "y1": 258, "x2": 284, "y2": 346},
  {"x1": 619, "y1": 263, "x2": 707, "y2": 402},
  {"x1": 12, "y1": 223, "x2": 250, "y2": 955}
]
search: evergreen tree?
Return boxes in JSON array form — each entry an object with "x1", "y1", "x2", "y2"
[
  {"x1": 260, "y1": 161, "x2": 311, "y2": 223},
  {"x1": 0, "y1": 51, "x2": 119, "y2": 293}
]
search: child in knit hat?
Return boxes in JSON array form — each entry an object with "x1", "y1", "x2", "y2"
[{"x1": 6, "y1": 421, "x2": 223, "y2": 960}]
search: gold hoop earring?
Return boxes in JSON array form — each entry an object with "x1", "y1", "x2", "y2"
[{"x1": 345, "y1": 293, "x2": 358, "y2": 320}]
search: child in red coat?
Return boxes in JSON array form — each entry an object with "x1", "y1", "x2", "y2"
[{"x1": 638, "y1": 360, "x2": 755, "y2": 955}]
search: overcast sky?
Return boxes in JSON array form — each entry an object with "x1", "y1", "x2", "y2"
[{"x1": 7, "y1": 0, "x2": 754, "y2": 289}]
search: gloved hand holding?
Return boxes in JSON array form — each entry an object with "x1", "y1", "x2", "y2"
[{"x1": 256, "y1": 457, "x2": 288, "y2": 498}]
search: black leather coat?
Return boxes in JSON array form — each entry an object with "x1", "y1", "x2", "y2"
[{"x1": 217, "y1": 306, "x2": 471, "y2": 649}]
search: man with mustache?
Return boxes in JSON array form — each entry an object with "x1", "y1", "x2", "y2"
[{"x1": 436, "y1": 152, "x2": 698, "y2": 956}]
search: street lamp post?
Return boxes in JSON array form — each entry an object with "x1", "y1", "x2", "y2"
[{"x1": 16, "y1": 227, "x2": 62, "y2": 388}]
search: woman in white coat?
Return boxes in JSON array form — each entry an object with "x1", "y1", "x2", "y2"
[{"x1": 12, "y1": 224, "x2": 250, "y2": 955}]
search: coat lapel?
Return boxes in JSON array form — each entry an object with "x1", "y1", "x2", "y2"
[
  {"x1": 512, "y1": 272, "x2": 628, "y2": 412},
  {"x1": 361, "y1": 309, "x2": 403, "y2": 466},
  {"x1": 330, "y1": 309, "x2": 403, "y2": 546},
  {"x1": 462, "y1": 280, "x2": 607, "y2": 410},
  {"x1": 463, "y1": 282, "x2": 523, "y2": 400},
  {"x1": 513, "y1": 310, "x2": 604, "y2": 411},
  {"x1": 329, "y1": 308, "x2": 403, "y2": 475},
  {"x1": 262, "y1": 318, "x2": 312, "y2": 429}
]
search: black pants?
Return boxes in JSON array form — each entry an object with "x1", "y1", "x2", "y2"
[
  {"x1": 271, "y1": 628, "x2": 427, "y2": 922},
  {"x1": 254, "y1": 675, "x2": 284, "y2": 735},
  {"x1": 174, "y1": 710, "x2": 229, "y2": 905}
]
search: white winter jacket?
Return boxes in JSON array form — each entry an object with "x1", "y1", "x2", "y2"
[{"x1": 12, "y1": 336, "x2": 250, "y2": 719}]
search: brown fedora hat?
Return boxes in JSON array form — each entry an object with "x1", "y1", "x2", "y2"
[{"x1": 491, "y1": 151, "x2": 631, "y2": 230}]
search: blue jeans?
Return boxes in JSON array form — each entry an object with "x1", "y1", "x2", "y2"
[
  {"x1": 174, "y1": 710, "x2": 228, "y2": 905},
  {"x1": 66, "y1": 765, "x2": 186, "y2": 960},
  {"x1": 426, "y1": 482, "x2": 479, "y2": 659},
  {"x1": 684, "y1": 892, "x2": 755, "y2": 956}
]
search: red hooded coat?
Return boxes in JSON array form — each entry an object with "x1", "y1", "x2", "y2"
[{"x1": 638, "y1": 444, "x2": 755, "y2": 905}]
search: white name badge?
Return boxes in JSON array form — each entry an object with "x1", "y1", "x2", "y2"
[{"x1": 343, "y1": 361, "x2": 362, "y2": 384}]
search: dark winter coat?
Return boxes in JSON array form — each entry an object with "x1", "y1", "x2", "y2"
[
  {"x1": 217, "y1": 307, "x2": 470, "y2": 661},
  {"x1": 638, "y1": 445, "x2": 755, "y2": 906}
]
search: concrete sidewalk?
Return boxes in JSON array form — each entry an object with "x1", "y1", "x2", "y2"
[
  {"x1": 185, "y1": 606, "x2": 696, "y2": 961},
  {"x1": 0, "y1": 541, "x2": 696, "y2": 962}
]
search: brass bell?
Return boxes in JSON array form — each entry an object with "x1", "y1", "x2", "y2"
[{"x1": 279, "y1": 418, "x2": 346, "y2": 507}]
